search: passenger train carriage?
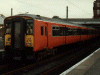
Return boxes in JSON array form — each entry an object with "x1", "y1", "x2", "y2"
[{"x1": 4, "y1": 14, "x2": 99, "y2": 60}]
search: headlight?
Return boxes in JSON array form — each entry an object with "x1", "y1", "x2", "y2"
[
  {"x1": 28, "y1": 43, "x2": 31, "y2": 45},
  {"x1": 26, "y1": 43, "x2": 31, "y2": 45},
  {"x1": 6, "y1": 42, "x2": 11, "y2": 44}
]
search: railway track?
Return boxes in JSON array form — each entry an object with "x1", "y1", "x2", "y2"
[
  {"x1": 0, "y1": 64, "x2": 8, "y2": 70},
  {"x1": 1, "y1": 38, "x2": 100, "y2": 75},
  {"x1": 0, "y1": 45, "x2": 81, "y2": 75},
  {"x1": 41, "y1": 39, "x2": 100, "y2": 75},
  {"x1": 41, "y1": 46, "x2": 98, "y2": 75},
  {"x1": 1, "y1": 48, "x2": 77, "y2": 75}
]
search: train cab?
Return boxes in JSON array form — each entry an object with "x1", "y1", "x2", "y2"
[{"x1": 4, "y1": 15, "x2": 34, "y2": 58}]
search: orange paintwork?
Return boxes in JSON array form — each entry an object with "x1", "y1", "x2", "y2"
[
  {"x1": 34, "y1": 20, "x2": 48, "y2": 51},
  {"x1": 66, "y1": 36, "x2": 80, "y2": 44},
  {"x1": 33, "y1": 19, "x2": 99, "y2": 52}
]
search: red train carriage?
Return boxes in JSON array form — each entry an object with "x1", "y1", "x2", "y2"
[{"x1": 4, "y1": 14, "x2": 99, "y2": 60}]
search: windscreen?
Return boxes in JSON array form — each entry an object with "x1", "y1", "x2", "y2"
[
  {"x1": 6, "y1": 23, "x2": 11, "y2": 34},
  {"x1": 26, "y1": 19, "x2": 33, "y2": 35}
]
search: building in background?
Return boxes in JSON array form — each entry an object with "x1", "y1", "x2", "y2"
[
  {"x1": 0, "y1": 14, "x2": 5, "y2": 25},
  {"x1": 93, "y1": 0, "x2": 100, "y2": 19},
  {"x1": 0, "y1": 14, "x2": 5, "y2": 37}
]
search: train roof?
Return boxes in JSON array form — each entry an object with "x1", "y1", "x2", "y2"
[{"x1": 13, "y1": 14, "x2": 95, "y2": 29}]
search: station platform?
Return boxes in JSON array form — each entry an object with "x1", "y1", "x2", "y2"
[{"x1": 60, "y1": 48, "x2": 100, "y2": 75}]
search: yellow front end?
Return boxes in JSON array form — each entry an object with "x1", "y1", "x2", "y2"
[
  {"x1": 5, "y1": 34, "x2": 34, "y2": 47},
  {"x1": 25, "y1": 34, "x2": 34, "y2": 47},
  {"x1": 5, "y1": 34, "x2": 11, "y2": 46}
]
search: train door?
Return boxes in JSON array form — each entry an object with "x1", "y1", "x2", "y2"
[
  {"x1": 11, "y1": 18, "x2": 25, "y2": 50},
  {"x1": 14, "y1": 22, "x2": 21, "y2": 48},
  {"x1": 44, "y1": 23, "x2": 48, "y2": 48}
]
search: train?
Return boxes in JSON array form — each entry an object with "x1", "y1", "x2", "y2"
[{"x1": 4, "y1": 14, "x2": 100, "y2": 61}]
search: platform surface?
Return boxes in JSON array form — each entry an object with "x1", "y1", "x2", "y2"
[{"x1": 60, "y1": 48, "x2": 100, "y2": 75}]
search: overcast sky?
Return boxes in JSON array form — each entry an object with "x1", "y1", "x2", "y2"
[{"x1": 0, "y1": 0, "x2": 96, "y2": 18}]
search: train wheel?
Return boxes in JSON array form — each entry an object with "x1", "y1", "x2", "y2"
[
  {"x1": 37, "y1": 52, "x2": 43, "y2": 62},
  {"x1": 52, "y1": 49, "x2": 57, "y2": 56},
  {"x1": 35, "y1": 52, "x2": 41, "y2": 62}
]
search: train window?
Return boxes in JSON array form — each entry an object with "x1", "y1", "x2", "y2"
[
  {"x1": 62, "y1": 27, "x2": 66, "y2": 36},
  {"x1": 6, "y1": 23, "x2": 11, "y2": 34},
  {"x1": 92, "y1": 30, "x2": 95, "y2": 34},
  {"x1": 77, "y1": 28, "x2": 82, "y2": 35},
  {"x1": 85, "y1": 30, "x2": 88, "y2": 35},
  {"x1": 65, "y1": 27, "x2": 68, "y2": 36},
  {"x1": 53, "y1": 27, "x2": 55, "y2": 29},
  {"x1": 81, "y1": 29, "x2": 85, "y2": 35},
  {"x1": 93, "y1": 30, "x2": 95, "y2": 34},
  {"x1": 87, "y1": 30, "x2": 89, "y2": 35},
  {"x1": 52, "y1": 26, "x2": 60, "y2": 36},
  {"x1": 73, "y1": 28, "x2": 77, "y2": 35},
  {"x1": 68, "y1": 28, "x2": 73, "y2": 35},
  {"x1": 88, "y1": 30, "x2": 92, "y2": 35},
  {"x1": 92, "y1": 30, "x2": 94, "y2": 34},
  {"x1": 45, "y1": 26, "x2": 47, "y2": 36},
  {"x1": 82, "y1": 29, "x2": 88, "y2": 35},
  {"x1": 26, "y1": 19, "x2": 33, "y2": 35},
  {"x1": 41, "y1": 25, "x2": 43, "y2": 35},
  {"x1": 59, "y1": 27, "x2": 63, "y2": 36}
]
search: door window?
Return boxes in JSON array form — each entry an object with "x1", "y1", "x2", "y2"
[
  {"x1": 45, "y1": 26, "x2": 47, "y2": 36},
  {"x1": 41, "y1": 25, "x2": 43, "y2": 35}
]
